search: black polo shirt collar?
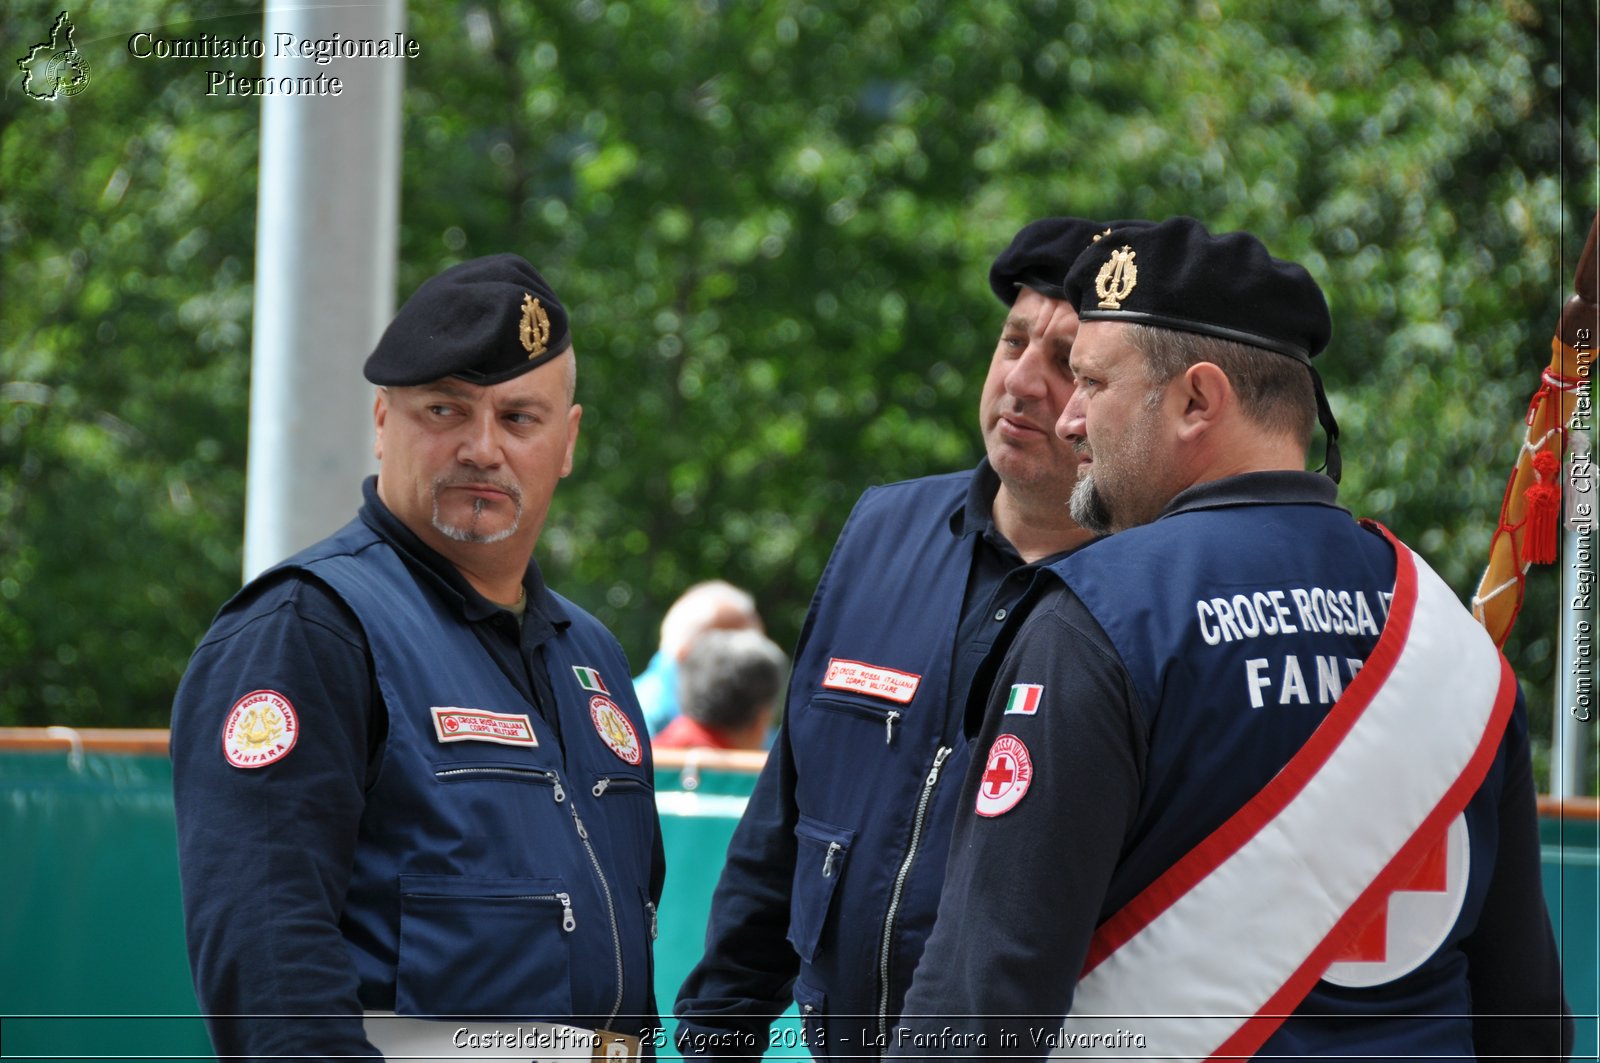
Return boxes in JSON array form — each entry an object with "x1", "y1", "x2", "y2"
[
  {"x1": 949, "y1": 458, "x2": 1014, "y2": 547},
  {"x1": 1157, "y1": 470, "x2": 1343, "y2": 522}
]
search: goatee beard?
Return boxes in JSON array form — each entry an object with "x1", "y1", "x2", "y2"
[
  {"x1": 431, "y1": 479, "x2": 523, "y2": 544},
  {"x1": 1069, "y1": 473, "x2": 1113, "y2": 536}
]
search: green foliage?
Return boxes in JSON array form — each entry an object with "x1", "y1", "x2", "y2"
[
  {"x1": 3, "y1": 2, "x2": 259, "y2": 724},
  {"x1": 3, "y1": 0, "x2": 1596, "y2": 792}
]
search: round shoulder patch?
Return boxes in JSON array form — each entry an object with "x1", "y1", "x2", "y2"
[
  {"x1": 589, "y1": 694, "x2": 642, "y2": 765},
  {"x1": 976, "y1": 733, "x2": 1033, "y2": 817},
  {"x1": 222, "y1": 689, "x2": 300, "y2": 769}
]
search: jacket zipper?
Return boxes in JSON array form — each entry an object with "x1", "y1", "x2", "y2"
[
  {"x1": 435, "y1": 765, "x2": 555, "y2": 783},
  {"x1": 563, "y1": 789, "x2": 625, "y2": 1025},
  {"x1": 591, "y1": 776, "x2": 648, "y2": 798},
  {"x1": 405, "y1": 889, "x2": 575, "y2": 932},
  {"x1": 876, "y1": 745, "x2": 952, "y2": 1052}
]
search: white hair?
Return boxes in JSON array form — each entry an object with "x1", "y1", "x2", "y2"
[{"x1": 659, "y1": 580, "x2": 761, "y2": 657}]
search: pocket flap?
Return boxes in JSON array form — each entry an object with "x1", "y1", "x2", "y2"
[{"x1": 787, "y1": 816, "x2": 855, "y2": 963}]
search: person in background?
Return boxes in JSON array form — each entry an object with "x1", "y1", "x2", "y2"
[
  {"x1": 635, "y1": 580, "x2": 764, "y2": 735},
  {"x1": 171, "y1": 254, "x2": 663, "y2": 1061},
  {"x1": 891, "y1": 216, "x2": 1571, "y2": 1060},
  {"x1": 675, "y1": 217, "x2": 1125, "y2": 1058},
  {"x1": 654, "y1": 629, "x2": 789, "y2": 751}
]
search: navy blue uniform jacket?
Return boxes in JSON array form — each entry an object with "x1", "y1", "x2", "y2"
[
  {"x1": 893, "y1": 473, "x2": 1571, "y2": 1061},
  {"x1": 171, "y1": 479, "x2": 665, "y2": 1060},
  {"x1": 676, "y1": 463, "x2": 1082, "y2": 1059}
]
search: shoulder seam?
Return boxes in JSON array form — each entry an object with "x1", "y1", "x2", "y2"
[{"x1": 196, "y1": 579, "x2": 366, "y2": 654}]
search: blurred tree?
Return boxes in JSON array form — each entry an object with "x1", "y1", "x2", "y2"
[
  {"x1": 2, "y1": 0, "x2": 1595, "y2": 793},
  {"x1": 2, "y1": 2, "x2": 260, "y2": 725}
]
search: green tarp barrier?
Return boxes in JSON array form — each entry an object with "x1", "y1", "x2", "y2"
[{"x1": 1, "y1": 749, "x2": 1594, "y2": 1059}]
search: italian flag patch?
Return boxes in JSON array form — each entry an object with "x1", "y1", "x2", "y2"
[
  {"x1": 1005, "y1": 683, "x2": 1043, "y2": 715},
  {"x1": 572, "y1": 666, "x2": 609, "y2": 694}
]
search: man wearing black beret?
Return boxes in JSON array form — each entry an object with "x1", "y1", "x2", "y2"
[
  {"x1": 893, "y1": 217, "x2": 1572, "y2": 1059},
  {"x1": 172, "y1": 254, "x2": 665, "y2": 1059},
  {"x1": 675, "y1": 218, "x2": 1122, "y2": 1058}
]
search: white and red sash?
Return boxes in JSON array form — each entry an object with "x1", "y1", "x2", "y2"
[{"x1": 1058, "y1": 524, "x2": 1518, "y2": 1060}]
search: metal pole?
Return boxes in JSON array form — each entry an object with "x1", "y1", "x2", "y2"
[{"x1": 243, "y1": 0, "x2": 406, "y2": 580}]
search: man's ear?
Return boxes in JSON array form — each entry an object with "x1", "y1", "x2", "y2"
[
  {"x1": 1176, "y1": 361, "x2": 1232, "y2": 441},
  {"x1": 560, "y1": 403, "x2": 582, "y2": 479},
  {"x1": 372, "y1": 388, "x2": 389, "y2": 460}
]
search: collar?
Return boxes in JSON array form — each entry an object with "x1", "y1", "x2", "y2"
[
  {"x1": 949, "y1": 458, "x2": 1004, "y2": 541},
  {"x1": 1156, "y1": 470, "x2": 1343, "y2": 522},
  {"x1": 951, "y1": 458, "x2": 1100, "y2": 566},
  {"x1": 356, "y1": 476, "x2": 569, "y2": 631}
]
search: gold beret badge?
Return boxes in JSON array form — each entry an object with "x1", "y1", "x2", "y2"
[
  {"x1": 1095, "y1": 246, "x2": 1139, "y2": 310},
  {"x1": 519, "y1": 293, "x2": 551, "y2": 357}
]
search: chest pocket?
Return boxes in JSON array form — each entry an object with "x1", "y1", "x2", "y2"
[
  {"x1": 787, "y1": 816, "x2": 856, "y2": 963},
  {"x1": 584, "y1": 769, "x2": 657, "y2": 882},
  {"x1": 587, "y1": 770, "x2": 651, "y2": 800},
  {"x1": 810, "y1": 692, "x2": 909, "y2": 746},
  {"x1": 433, "y1": 758, "x2": 561, "y2": 788}
]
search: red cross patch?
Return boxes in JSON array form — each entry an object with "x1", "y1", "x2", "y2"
[
  {"x1": 1322, "y1": 812, "x2": 1471, "y2": 987},
  {"x1": 975, "y1": 734, "x2": 1033, "y2": 817}
]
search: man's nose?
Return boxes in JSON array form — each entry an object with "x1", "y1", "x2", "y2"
[
  {"x1": 1005, "y1": 343, "x2": 1049, "y2": 401},
  {"x1": 1056, "y1": 390, "x2": 1086, "y2": 442},
  {"x1": 457, "y1": 412, "x2": 504, "y2": 466}
]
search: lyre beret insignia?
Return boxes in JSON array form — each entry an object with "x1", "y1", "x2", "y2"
[
  {"x1": 1095, "y1": 246, "x2": 1139, "y2": 310},
  {"x1": 519, "y1": 293, "x2": 551, "y2": 358}
]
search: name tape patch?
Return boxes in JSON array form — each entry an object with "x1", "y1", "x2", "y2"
[
  {"x1": 821, "y1": 658, "x2": 921, "y2": 704},
  {"x1": 431, "y1": 706, "x2": 539, "y2": 747}
]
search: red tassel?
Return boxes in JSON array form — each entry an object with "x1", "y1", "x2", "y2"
[{"x1": 1524, "y1": 450, "x2": 1562, "y2": 564}]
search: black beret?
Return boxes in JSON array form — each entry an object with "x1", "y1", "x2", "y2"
[
  {"x1": 363, "y1": 253, "x2": 572, "y2": 387},
  {"x1": 989, "y1": 217, "x2": 1124, "y2": 305},
  {"x1": 1064, "y1": 216, "x2": 1331, "y2": 362}
]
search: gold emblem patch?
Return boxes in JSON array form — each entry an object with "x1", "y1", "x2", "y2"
[
  {"x1": 589, "y1": 695, "x2": 642, "y2": 765},
  {"x1": 1095, "y1": 245, "x2": 1139, "y2": 310},
  {"x1": 222, "y1": 689, "x2": 299, "y2": 769},
  {"x1": 519, "y1": 293, "x2": 551, "y2": 358}
]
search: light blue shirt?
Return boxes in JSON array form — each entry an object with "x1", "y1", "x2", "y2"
[{"x1": 633, "y1": 649, "x2": 679, "y2": 735}]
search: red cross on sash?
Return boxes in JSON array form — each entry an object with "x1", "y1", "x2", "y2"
[{"x1": 1059, "y1": 523, "x2": 1517, "y2": 1060}]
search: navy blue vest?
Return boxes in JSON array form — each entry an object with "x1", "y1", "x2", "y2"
[
  {"x1": 781, "y1": 471, "x2": 981, "y2": 1043},
  {"x1": 1052, "y1": 494, "x2": 1510, "y2": 1056},
  {"x1": 286, "y1": 518, "x2": 659, "y2": 1035}
]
